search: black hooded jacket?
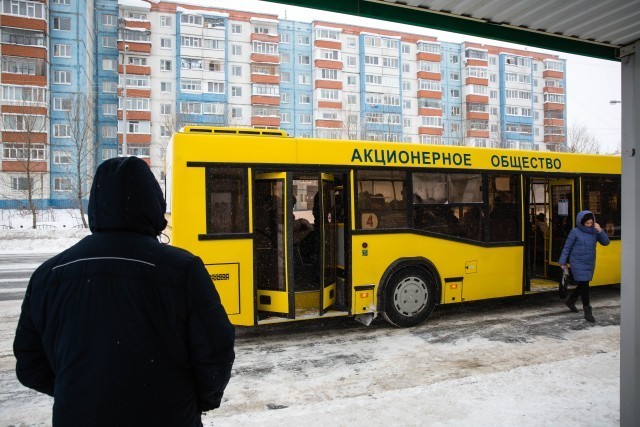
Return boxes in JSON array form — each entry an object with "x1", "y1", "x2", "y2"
[{"x1": 13, "y1": 157, "x2": 235, "y2": 426}]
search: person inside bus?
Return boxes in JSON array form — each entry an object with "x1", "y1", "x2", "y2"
[
  {"x1": 559, "y1": 210, "x2": 610, "y2": 323},
  {"x1": 13, "y1": 156, "x2": 235, "y2": 426}
]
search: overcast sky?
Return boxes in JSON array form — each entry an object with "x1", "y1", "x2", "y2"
[{"x1": 169, "y1": 0, "x2": 622, "y2": 153}]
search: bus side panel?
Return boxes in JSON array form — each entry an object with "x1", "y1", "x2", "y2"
[
  {"x1": 171, "y1": 155, "x2": 255, "y2": 326},
  {"x1": 350, "y1": 234, "x2": 523, "y2": 306},
  {"x1": 591, "y1": 240, "x2": 621, "y2": 286}
]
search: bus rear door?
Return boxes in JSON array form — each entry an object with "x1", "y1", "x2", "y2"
[
  {"x1": 548, "y1": 179, "x2": 576, "y2": 270},
  {"x1": 254, "y1": 173, "x2": 294, "y2": 320}
]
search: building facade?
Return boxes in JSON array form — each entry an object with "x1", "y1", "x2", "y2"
[{"x1": 0, "y1": 0, "x2": 566, "y2": 207}]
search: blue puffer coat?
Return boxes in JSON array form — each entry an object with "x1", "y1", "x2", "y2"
[{"x1": 559, "y1": 210, "x2": 610, "y2": 281}]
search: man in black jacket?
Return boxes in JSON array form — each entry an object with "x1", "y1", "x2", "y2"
[{"x1": 13, "y1": 157, "x2": 235, "y2": 426}]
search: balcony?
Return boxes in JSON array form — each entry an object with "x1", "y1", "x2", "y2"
[
  {"x1": 250, "y1": 53, "x2": 280, "y2": 64},
  {"x1": 543, "y1": 85, "x2": 564, "y2": 94},
  {"x1": 251, "y1": 74, "x2": 280, "y2": 84},
  {"x1": 465, "y1": 77, "x2": 488, "y2": 86},
  {"x1": 251, "y1": 95, "x2": 280, "y2": 106},
  {"x1": 416, "y1": 52, "x2": 440, "y2": 62},
  {"x1": 465, "y1": 94, "x2": 489, "y2": 104},
  {"x1": 543, "y1": 70, "x2": 563, "y2": 79},
  {"x1": 543, "y1": 102, "x2": 565, "y2": 111},
  {"x1": 118, "y1": 41, "x2": 151, "y2": 54},
  {"x1": 315, "y1": 80, "x2": 342, "y2": 90},
  {"x1": 417, "y1": 71, "x2": 441, "y2": 81},
  {"x1": 250, "y1": 33, "x2": 280, "y2": 43},
  {"x1": 418, "y1": 108, "x2": 442, "y2": 117},
  {"x1": 418, "y1": 127, "x2": 443, "y2": 135},
  {"x1": 314, "y1": 39, "x2": 342, "y2": 50},
  {"x1": 417, "y1": 90, "x2": 441, "y2": 99},
  {"x1": 2, "y1": 160, "x2": 47, "y2": 173},
  {"x1": 467, "y1": 129, "x2": 489, "y2": 138},
  {"x1": 251, "y1": 116, "x2": 280, "y2": 127},
  {"x1": 314, "y1": 59, "x2": 342, "y2": 70},
  {"x1": 544, "y1": 135, "x2": 565, "y2": 144}
]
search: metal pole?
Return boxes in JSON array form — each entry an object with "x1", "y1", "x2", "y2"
[{"x1": 119, "y1": 18, "x2": 128, "y2": 156}]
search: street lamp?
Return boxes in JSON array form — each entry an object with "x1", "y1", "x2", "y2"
[
  {"x1": 609, "y1": 100, "x2": 621, "y2": 105},
  {"x1": 118, "y1": 18, "x2": 128, "y2": 157}
]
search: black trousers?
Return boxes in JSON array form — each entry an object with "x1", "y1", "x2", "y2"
[{"x1": 569, "y1": 280, "x2": 590, "y2": 307}]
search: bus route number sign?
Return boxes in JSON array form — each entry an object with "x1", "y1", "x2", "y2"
[{"x1": 362, "y1": 213, "x2": 379, "y2": 230}]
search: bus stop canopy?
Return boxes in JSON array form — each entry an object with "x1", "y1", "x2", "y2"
[
  {"x1": 262, "y1": 0, "x2": 639, "y2": 60},
  {"x1": 261, "y1": 0, "x2": 639, "y2": 425}
]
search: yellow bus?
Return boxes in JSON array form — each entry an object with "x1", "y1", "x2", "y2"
[{"x1": 165, "y1": 126, "x2": 621, "y2": 327}]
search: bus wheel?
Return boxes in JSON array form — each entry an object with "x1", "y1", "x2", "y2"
[{"x1": 382, "y1": 267, "x2": 436, "y2": 327}]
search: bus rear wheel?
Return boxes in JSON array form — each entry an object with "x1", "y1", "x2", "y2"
[{"x1": 382, "y1": 267, "x2": 436, "y2": 327}]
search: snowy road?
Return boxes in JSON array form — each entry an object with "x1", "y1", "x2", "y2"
[
  {"x1": 0, "y1": 254, "x2": 50, "y2": 302},
  {"x1": 0, "y1": 285, "x2": 620, "y2": 426}
]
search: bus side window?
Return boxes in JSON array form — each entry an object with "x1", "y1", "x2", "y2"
[
  {"x1": 206, "y1": 167, "x2": 248, "y2": 234},
  {"x1": 488, "y1": 174, "x2": 520, "y2": 242},
  {"x1": 582, "y1": 176, "x2": 621, "y2": 238},
  {"x1": 355, "y1": 170, "x2": 407, "y2": 229}
]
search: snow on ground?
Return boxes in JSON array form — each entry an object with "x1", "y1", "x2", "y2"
[
  {"x1": 0, "y1": 209, "x2": 621, "y2": 426},
  {"x1": 0, "y1": 209, "x2": 89, "y2": 254}
]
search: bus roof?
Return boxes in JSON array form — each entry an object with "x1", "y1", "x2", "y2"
[{"x1": 173, "y1": 127, "x2": 620, "y2": 175}]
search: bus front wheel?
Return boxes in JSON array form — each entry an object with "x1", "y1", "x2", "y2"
[{"x1": 382, "y1": 267, "x2": 436, "y2": 327}]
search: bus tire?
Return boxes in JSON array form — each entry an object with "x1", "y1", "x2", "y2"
[{"x1": 381, "y1": 267, "x2": 436, "y2": 327}]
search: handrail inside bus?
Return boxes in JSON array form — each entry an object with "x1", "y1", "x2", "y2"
[{"x1": 179, "y1": 126, "x2": 288, "y2": 137}]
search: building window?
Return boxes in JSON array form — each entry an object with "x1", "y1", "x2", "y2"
[
  {"x1": 102, "y1": 81, "x2": 117, "y2": 93},
  {"x1": 450, "y1": 72, "x2": 460, "y2": 81},
  {"x1": 280, "y1": 33, "x2": 290, "y2": 44},
  {"x1": 280, "y1": 92, "x2": 290, "y2": 104},
  {"x1": 450, "y1": 89, "x2": 460, "y2": 98},
  {"x1": 281, "y1": 112, "x2": 291, "y2": 123},
  {"x1": 231, "y1": 65, "x2": 242, "y2": 77},
  {"x1": 11, "y1": 177, "x2": 32, "y2": 191},
  {"x1": 160, "y1": 81, "x2": 172, "y2": 92},
  {"x1": 299, "y1": 114, "x2": 311, "y2": 124},
  {"x1": 102, "y1": 14, "x2": 116, "y2": 26},
  {"x1": 160, "y1": 16, "x2": 172, "y2": 28},
  {"x1": 160, "y1": 60, "x2": 172, "y2": 71},
  {"x1": 402, "y1": 44, "x2": 411, "y2": 54},
  {"x1": 160, "y1": 104, "x2": 172, "y2": 114},
  {"x1": 232, "y1": 45, "x2": 242, "y2": 56},
  {"x1": 53, "y1": 151, "x2": 72, "y2": 164},
  {"x1": 102, "y1": 36, "x2": 116, "y2": 49},
  {"x1": 160, "y1": 126, "x2": 171, "y2": 137},
  {"x1": 280, "y1": 71, "x2": 290, "y2": 83},
  {"x1": 53, "y1": 97, "x2": 71, "y2": 110},
  {"x1": 102, "y1": 125, "x2": 117, "y2": 138},
  {"x1": 299, "y1": 94, "x2": 310, "y2": 104},
  {"x1": 54, "y1": 177, "x2": 72, "y2": 192},
  {"x1": 53, "y1": 124, "x2": 71, "y2": 137},
  {"x1": 403, "y1": 99, "x2": 411, "y2": 109},
  {"x1": 298, "y1": 55, "x2": 310, "y2": 65},
  {"x1": 231, "y1": 107, "x2": 242, "y2": 118},
  {"x1": 402, "y1": 63, "x2": 410, "y2": 73},
  {"x1": 102, "y1": 148, "x2": 117, "y2": 160},
  {"x1": 298, "y1": 74, "x2": 310, "y2": 85},
  {"x1": 346, "y1": 56, "x2": 356, "y2": 67},
  {"x1": 102, "y1": 58, "x2": 117, "y2": 71},
  {"x1": 53, "y1": 70, "x2": 71, "y2": 84},
  {"x1": 232, "y1": 24, "x2": 242, "y2": 35},
  {"x1": 206, "y1": 82, "x2": 225, "y2": 94},
  {"x1": 231, "y1": 86, "x2": 242, "y2": 97},
  {"x1": 53, "y1": 17, "x2": 72, "y2": 31},
  {"x1": 102, "y1": 104, "x2": 117, "y2": 116},
  {"x1": 490, "y1": 90, "x2": 498, "y2": 99},
  {"x1": 160, "y1": 38, "x2": 172, "y2": 49},
  {"x1": 53, "y1": 44, "x2": 71, "y2": 58}
]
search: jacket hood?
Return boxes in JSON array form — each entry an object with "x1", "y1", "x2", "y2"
[
  {"x1": 576, "y1": 210, "x2": 596, "y2": 234},
  {"x1": 88, "y1": 157, "x2": 167, "y2": 236}
]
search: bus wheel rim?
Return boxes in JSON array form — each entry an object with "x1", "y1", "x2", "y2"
[{"x1": 393, "y1": 276, "x2": 429, "y2": 317}]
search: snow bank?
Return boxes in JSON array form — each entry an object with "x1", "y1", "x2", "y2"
[{"x1": 0, "y1": 229, "x2": 89, "y2": 254}]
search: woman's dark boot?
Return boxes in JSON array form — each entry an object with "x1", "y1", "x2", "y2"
[
  {"x1": 584, "y1": 305, "x2": 595, "y2": 323},
  {"x1": 565, "y1": 298, "x2": 579, "y2": 313}
]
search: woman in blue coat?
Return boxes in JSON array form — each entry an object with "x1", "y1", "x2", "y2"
[{"x1": 559, "y1": 210, "x2": 610, "y2": 322}]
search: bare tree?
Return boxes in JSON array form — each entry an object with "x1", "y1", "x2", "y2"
[
  {"x1": 61, "y1": 93, "x2": 96, "y2": 228},
  {"x1": 566, "y1": 123, "x2": 601, "y2": 154},
  {"x1": 0, "y1": 92, "x2": 48, "y2": 228}
]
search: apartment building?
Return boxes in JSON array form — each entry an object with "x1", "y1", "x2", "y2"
[{"x1": 0, "y1": 0, "x2": 566, "y2": 207}]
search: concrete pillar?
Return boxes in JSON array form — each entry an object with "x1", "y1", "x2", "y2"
[{"x1": 621, "y1": 40, "x2": 640, "y2": 427}]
